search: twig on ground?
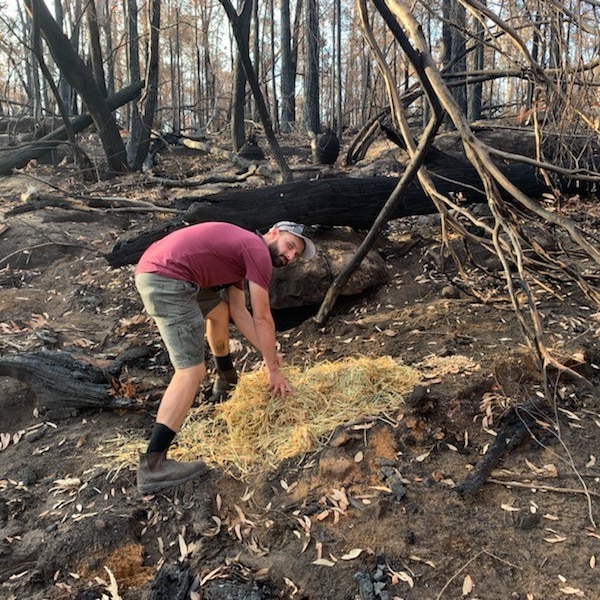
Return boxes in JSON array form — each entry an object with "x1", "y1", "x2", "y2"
[
  {"x1": 488, "y1": 478, "x2": 600, "y2": 497},
  {"x1": 435, "y1": 551, "x2": 483, "y2": 599},
  {"x1": 0, "y1": 242, "x2": 84, "y2": 268},
  {"x1": 436, "y1": 550, "x2": 523, "y2": 599}
]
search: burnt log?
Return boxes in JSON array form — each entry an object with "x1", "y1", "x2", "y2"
[
  {"x1": 455, "y1": 398, "x2": 543, "y2": 497},
  {"x1": 0, "y1": 348, "x2": 143, "y2": 419},
  {"x1": 105, "y1": 159, "x2": 548, "y2": 268},
  {"x1": 148, "y1": 562, "x2": 191, "y2": 600}
]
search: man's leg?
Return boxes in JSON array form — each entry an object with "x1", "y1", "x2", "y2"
[
  {"x1": 155, "y1": 363, "x2": 207, "y2": 432},
  {"x1": 135, "y1": 273, "x2": 211, "y2": 494},
  {"x1": 138, "y1": 363, "x2": 210, "y2": 494},
  {"x1": 205, "y1": 300, "x2": 238, "y2": 401}
]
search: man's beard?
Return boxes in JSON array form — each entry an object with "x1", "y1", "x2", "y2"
[{"x1": 268, "y1": 241, "x2": 287, "y2": 268}]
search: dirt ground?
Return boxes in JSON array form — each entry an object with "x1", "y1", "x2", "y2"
[{"x1": 0, "y1": 141, "x2": 599, "y2": 600}]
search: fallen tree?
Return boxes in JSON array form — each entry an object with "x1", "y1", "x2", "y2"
[
  {"x1": 105, "y1": 158, "x2": 548, "y2": 267},
  {"x1": 0, "y1": 348, "x2": 145, "y2": 419}
]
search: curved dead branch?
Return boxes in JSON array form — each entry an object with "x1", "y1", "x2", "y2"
[{"x1": 330, "y1": 1, "x2": 600, "y2": 397}]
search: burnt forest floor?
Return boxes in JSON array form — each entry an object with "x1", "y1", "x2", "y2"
[{"x1": 0, "y1": 138, "x2": 600, "y2": 600}]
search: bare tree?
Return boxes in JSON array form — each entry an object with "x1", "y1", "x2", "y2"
[
  {"x1": 129, "y1": 0, "x2": 161, "y2": 171},
  {"x1": 218, "y1": 0, "x2": 293, "y2": 182},
  {"x1": 318, "y1": 0, "x2": 600, "y2": 406},
  {"x1": 468, "y1": 0, "x2": 485, "y2": 121},
  {"x1": 267, "y1": 0, "x2": 279, "y2": 132},
  {"x1": 230, "y1": 0, "x2": 252, "y2": 151},
  {"x1": 442, "y1": 0, "x2": 467, "y2": 124},
  {"x1": 125, "y1": 0, "x2": 142, "y2": 164},
  {"x1": 85, "y1": 0, "x2": 108, "y2": 98},
  {"x1": 279, "y1": 0, "x2": 298, "y2": 132},
  {"x1": 303, "y1": 0, "x2": 320, "y2": 133},
  {"x1": 23, "y1": 0, "x2": 128, "y2": 175}
]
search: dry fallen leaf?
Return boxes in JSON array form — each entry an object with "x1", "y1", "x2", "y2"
[
  {"x1": 341, "y1": 548, "x2": 362, "y2": 560},
  {"x1": 312, "y1": 558, "x2": 336, "y2": 567},
  {"x1": 284, "y1": 577, "x2": 299, "y2": 595},
  {"x1": 409, "y1": 555, "x2": 436, "y2": 568},
  {"x1": 525, "y1": 458, "x2": 546, "y2": 475},
  {"x1": 316, "y1": 509, "x2": 330, "y2": 521},
  {"x1": 178, "y1": 534, "x2": 188, "y2": 560},
  {"x1": 200, "y1": 565, "x2": 227, "y2": 585},
  {"x1": 557, "y1": 408, "x2": 581, "y2": 421},
  {"x1": 103, "y1": 566, "x2": 122, "y2": 600},
  {"x1": 559, "y1": 587, "x2": 584, "y2": 596},
  {"x1": 397, "y1": 571, "x2": 414, "y2": 588},
  {"x1": 462, "y1": 574, "x2": 473, "y2": 596},
  {"x1": 544, "y1": 535, "x2": 567, "y2": 543}
]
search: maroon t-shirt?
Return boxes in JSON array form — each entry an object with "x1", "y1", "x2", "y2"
[{"x1": 135, "y1": 222, "x2": 272, "y2": 291}]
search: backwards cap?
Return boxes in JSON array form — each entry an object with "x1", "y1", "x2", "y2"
[{"x1": 272, "y1": 221, "x2": 316, "y2": 259}]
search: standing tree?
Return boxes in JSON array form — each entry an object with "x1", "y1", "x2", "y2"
[
  {"x1": 279, "y1": 0, "x2": 297, "y2": 132},
  {"x1": 230, "y1": 0, "x2": 252, "y2": 152},
  {"x1": 125, "y1": 0, "x2": 143, "y2": 164},
  {"x1": 442, "y1": 0, "x2": 467, "y2": 124},
  {"x1": 303, "y1": 0, "x2": 320, "y2": 133},
  {"x1": 468, "y1": 2, "x2": 485, "y2": 121},
  {"x1": 129, "y1": 0, "x2": 161, "y2": 171},
  {"x1": 85, "y1": 0, "x2": 108, "y2": 98},
  {"x1": 267, "y1": 0, "x2": 279, "y2": 132},
  {"x1": 333, "y1": 0, "x2": 342, "y2": 137}
]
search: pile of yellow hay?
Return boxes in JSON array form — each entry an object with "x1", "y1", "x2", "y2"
[{"x1": 174, "y1": 355, "x2": 421, "y2": 476}]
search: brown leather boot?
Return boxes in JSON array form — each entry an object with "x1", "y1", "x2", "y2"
[
  {"x1": 210, "y1": 368, "x2": 238, "y2": 403},
  {"x1": 137, "y1": 451, "x2": 209, "y2": 494}
]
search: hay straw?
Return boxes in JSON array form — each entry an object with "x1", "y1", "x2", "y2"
[{"x1": 177, "y1": 355, "x2": 421, "y2": 477}]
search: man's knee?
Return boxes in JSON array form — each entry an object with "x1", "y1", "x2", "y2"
[
  {"x1": 174, "y1": 362, "x2": 206, "y2": 384},
  {"x1": 206, "y1": 300, "x2": 229, "y2": 325},
  {"x1": 211, "y1": 339, "x2": 229, "y2": 356}
]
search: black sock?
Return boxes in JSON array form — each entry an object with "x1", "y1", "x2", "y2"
[
  {"x1": 146, "y1": 423, "x2": 176, "y2": 454},
  {"x1": 215, "y1": 354, "x2": 234, "y2": 373}
]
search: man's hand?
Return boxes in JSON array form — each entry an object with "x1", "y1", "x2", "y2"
[{"x1": 267, "y1": 368, "x2": 293, "y2": 398}]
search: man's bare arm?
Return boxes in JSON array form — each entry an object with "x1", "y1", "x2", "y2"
[{"x1": 247, "y1": 281, "x2": 291, "y2": 397}]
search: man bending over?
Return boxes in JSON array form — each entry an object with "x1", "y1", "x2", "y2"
[{"x1": 134, "y1": 221, "x2": 316, "y2": 493}]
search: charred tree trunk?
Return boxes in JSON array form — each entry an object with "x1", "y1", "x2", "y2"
[
  {"x1": 23, "y1": 0, "x2": 128, "y2": 175},
  {"x1": 218, "y1": 0, "x2": 293, "y2": 182},
  {"x1": 105, "y1": 159, "x2": 548, "y2": 268},
  {"x1": 0, "y1": 81, "x2": 143, "y2": 176}
]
